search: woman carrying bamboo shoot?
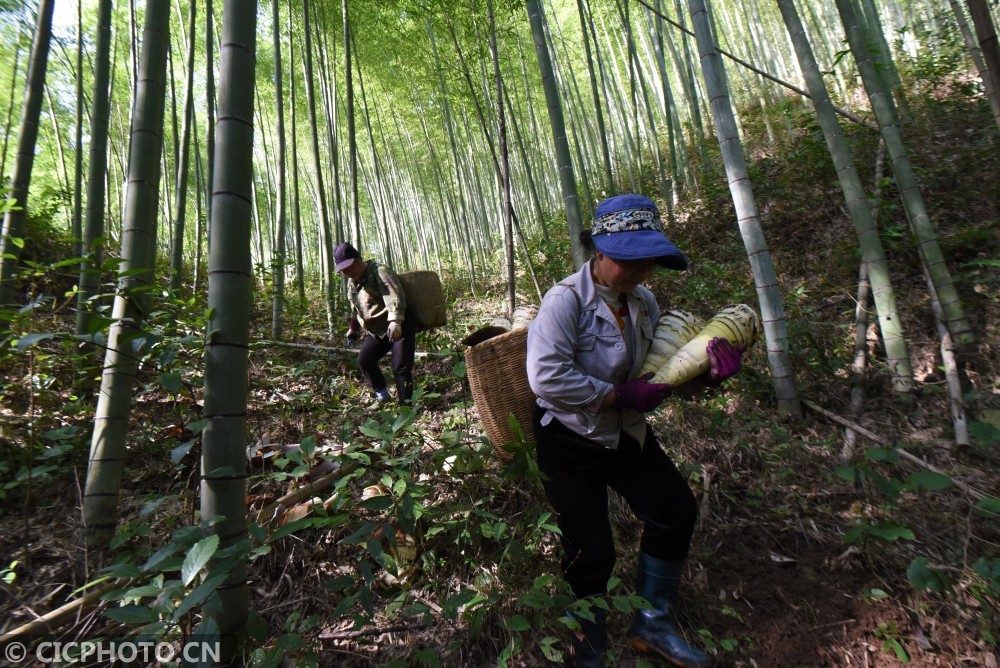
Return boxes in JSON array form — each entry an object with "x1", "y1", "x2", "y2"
[{"x1": 526, "y1": 194, "x2": 745, "y2": 668}]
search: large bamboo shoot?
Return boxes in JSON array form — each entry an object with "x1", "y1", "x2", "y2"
[
  {"x1": 640, "y1": 309, "x2": 703, "y2": 375},
  {"x1": 649, "y1": 303, "x2": 759, "y2": 385}
]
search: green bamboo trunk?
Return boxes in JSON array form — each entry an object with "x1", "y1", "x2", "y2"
[{"x1": 82, "y1": 0, "x2": 170, "y2": 548}]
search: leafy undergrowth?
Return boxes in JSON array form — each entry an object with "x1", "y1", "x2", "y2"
[{"x1": 2, "y1": 84, "x2": 1000, "y2": 667}]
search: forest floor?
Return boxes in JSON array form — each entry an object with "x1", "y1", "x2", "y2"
[{"x1": 2, "y1": 80, "x2": 1000, "y2": 667}]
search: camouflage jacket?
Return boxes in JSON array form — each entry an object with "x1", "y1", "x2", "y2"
[{"x1": 348, "y1": 260, "x2": 407, "y2": 338}]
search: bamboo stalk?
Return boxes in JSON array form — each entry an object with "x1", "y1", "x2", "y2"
[
  {"x1": 0, "y1": 580, "x2": 125, "y2": 641},
  {"x1": 801, "y1": 399, "x2": 982, "y2": 500},
  {"x1": 636, "y1": 0, "x2": 877, "y2": 130},
  {"x1": 842, "y1": 261, "x2": 871, "y2": 465},
  {"x1": 921, "y1": 270, "x2": 970, "y2": 449},
  {"x1": 251, "y1": 339, "x2": 455, "y2": 359},
  {"x1": 254, "y1": 461, "x2": 360, "y2": 526}
]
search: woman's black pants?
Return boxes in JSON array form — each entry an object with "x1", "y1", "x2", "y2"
[{"x1": 533, "y1": 407, "x2": 698, "y2": 599}]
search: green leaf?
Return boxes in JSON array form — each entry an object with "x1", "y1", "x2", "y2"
[
  {"x1": 139, "y1": 495, "x2": 176, "y2": 517},
  {"x1": 871, "y1": 472, "x2": 903, "y2": 501},
  {"x1": 248, "y1": 523, "x2": 267, "y2": 544},
  {"x1": 50, "y1": 257, "x2": 86, "y2": 269},
  {"x1": 437, "y1": 431, "x2": 461, "y2": 447},
  {"x1": 613, "y1": 596, "x2": 639, "y2": 613},
  {"x1": 834, "y1": 466, "x2": 857, "y2": 482},
  {"x1": 181, "y1": 535, "x2": 220, "y2": 586},
  {"x1": 104, "y1": 604, "x2": 159, "y2": 623},
  {"x1": 172, "y1": 573, "x2": 228, "y2": 621},
  {"x1": 101, "y1": 563, "x2": 142, "y2": 579},
  {"x1": 187, "y1": 418, "x2": 210, "y2": 434},
  {"x1": 508, "y1": 412, "x2": 525, "y2": 440},
  {"x1": 325, "y1": 575, "x2": 355, "y2": 592},
  {"x1": 43, "y1": 425, "x2": 78, "y2": 441},
  {"x1": 442, "y1": 589, "x2": 482, "y2": 619},
  {"x1": 359, "y1": 495, "x2": 394, "y2": 511},
  {"x1": 884, "y1": 637, "x2": 909, "y2": 663},
  {"x1": 276, "y1": 632, "x2": 307, "y2": 652},
  {"x1": 269, "y1": 514, "x2": 348, "y2": 541},
  {"x1": 866, "y1": 447, "x2": 899, "y2": 463},
  {"x1": 905, "y1": 470, "x2": 953, "y2": 491},
  {"x1": 173, "y1": 524, "x2": 210, "y2": 545},
  {"x1": 359, "y1": 420, "x2": 392, "y2": 441},
  {"x1": 969, "y1": 420, "x2": 1000, "y2": 446},
  {"x1": 974, "y1": 496, "x2": 1000, "y2": 517},
  {"x1": 300, "y1": 435, "x2": 317, "y2": 458},
  {"x1": 171, "y1": 440, "x2": 196, "y2": 465},
  {"x1": 400, "y1": 602, "x2": 431, "y2": 618},
  {"x1": 510, "y1": 614, "x2": 531, "y2": 632},
  {"x1": 159, "y1": 372, "x2": 183, "y2": 395},
  {"x1": 246, "y1": 611, "x2": 269, "y2": 642},
  {"x1": 14, "y1": 332, "x2": 58, "y2": 351},
  {"x1": 843, "y1": 523, "x2": 865, "y2": 545},
  {"x1": 86, "y1": 314, "x2": 117, "y2": 335},
  {"x1": 392, "y1": 411, "x2": 416, "y2": 434},
  {"x1": 539, "y1": 636, "x2": 564, "y2": 663},
  {"x1": 366, "y1": 537, "x2": 388, "y2": 569},
  {"x1": 907, "y1": 557, "x2": 948, "y2": 592},
  {"x1": 868, "y1": 521, "x2": 914, "y2": 542},
  {"x1": 124, "y1": 585, "x2": 165, "y2": 598},
  {"x1": 143, "y1": 543, "x2": 181, "y2": 572}
]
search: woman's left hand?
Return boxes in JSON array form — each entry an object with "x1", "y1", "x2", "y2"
[{"x1": 706, "y1": 337, "x2": 745, "y2": 382}]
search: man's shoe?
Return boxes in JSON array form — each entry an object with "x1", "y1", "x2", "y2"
[{"x1": 368, "y1": 388, "x2": 391, "y2": 409}]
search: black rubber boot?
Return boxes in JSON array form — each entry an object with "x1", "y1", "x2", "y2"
[
  {"x1": 571, "y1": 603, "x2": 608, "y2": 667},
  {"x1": 627, "y1": 553, "x2": 710, "y2": 668}
]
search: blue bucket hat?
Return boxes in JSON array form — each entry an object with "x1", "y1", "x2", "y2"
[{"x1": 591, "y1": 194, "x2": 688, "y2": 270}]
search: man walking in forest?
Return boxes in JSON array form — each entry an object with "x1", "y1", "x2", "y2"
[{"x1": 335, "y1": 242, "x2": 416, "y2": 408}]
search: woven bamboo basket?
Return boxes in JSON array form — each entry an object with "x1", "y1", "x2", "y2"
[
  {"x1": 465, "y1": 327, "x2": 536, "y2": 460},
  {"x1": 398, "y1": 271, "x2": 447, "y2": 331}
]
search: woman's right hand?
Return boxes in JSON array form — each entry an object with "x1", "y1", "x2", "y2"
[{"x1": 612, "y1": 373, "x2": 672, "y2": 412}]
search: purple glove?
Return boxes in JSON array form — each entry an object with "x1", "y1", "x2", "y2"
[
  {"x1": 613, "y1": 373, "x2": 671, "y2": 412},
  {"x1": 706, "y1": 337, "x2": 744, "y2": 382}
]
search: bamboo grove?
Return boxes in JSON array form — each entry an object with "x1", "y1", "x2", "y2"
[{"x1": 0, "y1": 0, "x2": 998, "y2": 655}]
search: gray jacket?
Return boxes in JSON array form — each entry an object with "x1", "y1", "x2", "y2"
[
  {"x1": 348, "y1": 260, "x2": 407, "y2": 338},
  {"x1": 527, "y1": 259, "x2": 659, "y2": 448}
]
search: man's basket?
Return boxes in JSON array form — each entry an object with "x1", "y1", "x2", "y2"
[
  {"x1": 398, "y1": 271, "x2": 447, "y2": 331},
  {"x1": 464, "y1": 327, "x2": 536, "y2": 460}
]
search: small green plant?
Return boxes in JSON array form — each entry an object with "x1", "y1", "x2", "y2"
[
  {"x1": 246, "y1": 610, "x2": 320, "y2": 667},
  {"x1": 969, "y1": 556, "x2": 1000, "y2": 644},
  {"x1": 1, "y1": 560, "x2": 18, "y2": 584},
  {"x1": 873, "y1": 621, "x2": 909, "y2": 663},
  {"x1": 697, "y1": 627, "x2": 739, "y2": 653},
  {"x1": 98, "y1": 515, "x2": 258, "y2": 656}
]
